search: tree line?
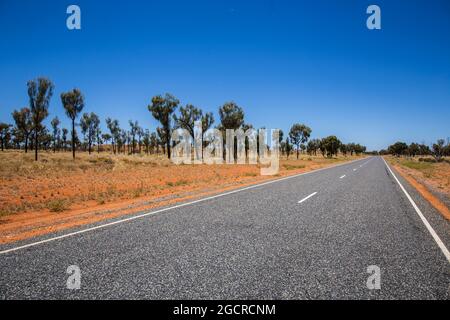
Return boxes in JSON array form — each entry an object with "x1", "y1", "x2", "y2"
[
  {"x1": 0, "y1": 77, "x2": 367, "y2": 161},
  {"x1": 381, "y1": 140, "x2": 450, "y2": 161}
]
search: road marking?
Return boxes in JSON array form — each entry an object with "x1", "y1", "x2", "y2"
[
  {"x1": 353, "y1": 168, "x2": 357, "y2": 171},
  {"x1": 383, "y1": 157, "x2": 450, "y2": 263},
  {"x1": 0, "y1": 157, "x2": 371, "y2": 255},
  {"x1": 340, "y1": 175, "x2": 346, "y2": 179},
  {"x1": 298, "y1": 192, "x2": 317, "y2": 204}
]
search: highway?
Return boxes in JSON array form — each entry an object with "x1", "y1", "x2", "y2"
[{"x1": 0, "y1": 156, "x2": 449, "y2": 299}]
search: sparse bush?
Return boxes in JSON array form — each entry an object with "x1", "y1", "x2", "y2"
[{"x1": 47, "y1": 199, "x2": 69, "y2": 212}]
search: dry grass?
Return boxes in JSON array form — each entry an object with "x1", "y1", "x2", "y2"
[
  {"x1": 386, "y1": 155, "x2": 450, "y2": 220},
  {"x1": 0, "y1": 150, "x2": 364, "y2": 218},
  {"x1": 386, "y1": 156, "x2": 450, "y2": 196},
  {"x1": 0, "y1": 150, "x2": 364, "y2": 244}
]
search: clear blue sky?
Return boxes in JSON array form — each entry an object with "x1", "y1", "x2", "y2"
[{"x1": 1, "y1": 0, "x2": 449, "y2": 151}]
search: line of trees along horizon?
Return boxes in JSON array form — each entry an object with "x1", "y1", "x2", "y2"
[
  {"x1": 381, "y1": 140, "x2": 450, "y2": 162},
  {"x1": 0, "y1": 77, "x2": 369, "y2": 161}
]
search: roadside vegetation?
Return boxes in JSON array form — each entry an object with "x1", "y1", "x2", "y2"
[
  {"x1": 1, "y1": 77, "x2": 367, "y2": 162},
  {"x1": 383, "y1": 140, "x2": 450, "y2": 221},
  {"x1": 0, "y1": 76, "x2": 369, "y2": 242}
]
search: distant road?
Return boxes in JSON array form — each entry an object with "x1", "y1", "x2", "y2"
[{"x1": 1, "y1": 156, "x2": 449, "y2": 299}]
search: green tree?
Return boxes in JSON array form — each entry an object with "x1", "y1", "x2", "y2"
[
  {"x1": 101, "y1": 133, "x2": 112, "y2": 151},
  {"x1": 12, "y1": 107, "x2": 33, "y2": 153},
  {"x1": 150, "y1": 132, "x2": 158, "y2": 154},
  {"x1": 289, "y1": 123, "x2": 312, "y2": 159},
  {"x1": 148, "y1": 93, "x2": 179, "y2": 159},
  {"x1": 173, "y1": 104, "x2": 203, "y2": 140},
  {"x1": 61, "y1": 128, "x2": 68, "y2": 151},
  {"x1": 0, "y1": 123, "x2": 11, "y2": 151},
  {"x1": 218, "y1": 102, "x2": 244, "y2": 131},
  {"x1": 418, "y1": 144, "x2": 431, "y2": 156},
  {"x1": 285, "y1": 137, "x2": 292, "y2": 159},
  {"x1": 307, "y1": 138, "x2": 320, "y2": 156},
  {"x1": 106, "y1": 118, "x2": 120, "y2": 154},
  {"x1": 218, "y1": 102, "x2": 244, "y2": 160},
  {"x1": 388, "y1": 142, "x2": 408, "y2": 157},
  {"x1": 201, "y1": 112, "x2": 214, "y2": 158},
  {"x1": 156, "y1": 127, "x2": 168, "y2": 154},
  {"x1": 432, "y1": 139, "x2": 445, "y2": 161},
  {"x1": 50, "y1": 116, "x2": 60, "y2": 153},
  {"x1": 129, "y1": 120, "x2": 139, "y2": 154},
  {"x1": 28, "y1": 77, "x2": 54, "y2": 160},
  {"x1": 61, "y1": 88, "x2": 84, "y2": 159},
  {"x1": 340, "y1": 143, "x2": 348, "y2": 156},
  {"x1": 321, "y1": 136, "x2": 341, "y2": 158},
  {"x1": 142, "y1": 129, "x2": 151, "y2": 154},
  {"x1": 80, "y1": 112, "x2": 100, "y2": 154},
  {"x1": 408, "y1": 143, "x2": 420, "y2": 157}
]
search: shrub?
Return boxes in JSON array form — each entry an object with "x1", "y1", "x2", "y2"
[{"x1": 47, "y1": 199, "x2": 69, "y2": 212}]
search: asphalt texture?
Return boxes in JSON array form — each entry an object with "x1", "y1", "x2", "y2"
[{"x1": 0, "y1": 156, "x2": 449, "y2": 299}]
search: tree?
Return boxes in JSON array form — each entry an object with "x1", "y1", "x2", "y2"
[
  {"x1": 148, "y1": 93, "x2": 179, "y2": 159},
  {"x1": 218, "y1": 102, "x2": 244, "y2": 131},
  {"x1": 432, "y1": 139, "x2": 445, "y2": 161},
  {"x1": 289, "y1": 123, "x2": 312, "y2": 159},
  {"x1": 408, "y1": 143, "x2": 420, "y2": 157},
  {"x1": 12, "y1": 107, "x2": 33, "y2": 153},
  {"x1": 128, "y1": 120, "x2": 136, "y2": 154},
  {"x1": 80, "y1": 112, "x2": 100, "y2": 154},
  {"x1": 321, "y1": 136, "x2": 341, "y2": 158},
  {"x1": 61, "y1": 88, "x2": 84, "y2": 159},
  {"x1": 173, "y1": 104, "x2": 203, "y2": 140},
  {"x1": 156, "y1": 127, "x2": 168, "y2": 154},
  {"x1": 278, "y1": 129, "x2": 284, "y2": 145},
  {"x1": 142, "y1": 129, "x2": 150, "y2": 154},
  {"x1": 388, "y1": 142, "x2": 408, "y2": 157},
  {"x1": 149, "y1": 132, "x2": 157, "y2": 154},
  {"x1": 340, "y1": 143, "x2": 348, "y2": 156},
  {"x1": 201, "y1": 112, "x2": 214, "y2": 158},
  {"x1": 347, "y1": 143, "x2": 356, "y2": 156},
  {"x1": 62, "y1": 128, "x2": 68, "y2": 151},
  {"x1": 96, "y1": 126, "x2": 102, "y2": 153},
  {"x1": 106, "y1": 118, "x2": 120, "y2": 154},
  {"x1": 418, "y1": 144, "x2": 431, "y2": 156},
  {"x1": 102, "y1": 133, "x2": 112, "y2": 152},
  {"x1": 307, "y1": 139, "x2": 320, "y2": 156},
  {"x1": 285, "y1": 137, "x2": 292, "y2": 159},
  {"x1": 117, "y1": 129, "x2": 126, "y2": 154},
  {"x1": 0, "y1": 123, "x2": 11, "y2": 151},
  {"x1": 28, "y1": 77, "x2": 54, "y2": 160},
  {"x1": 218, "y1": 102, "x2": 244, "y2": 160},
  {"x1": 50, "y1": 117, "x2": 60, "y2": 153},
  {"x1": 354, "y1": 143, "x2": 366, "y2": 155}
]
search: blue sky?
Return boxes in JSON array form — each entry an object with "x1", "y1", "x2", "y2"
[{"x1": 1, "y1": 0, "x2": 449, "y2": 151}]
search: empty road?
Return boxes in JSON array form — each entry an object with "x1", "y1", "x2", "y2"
[{"x1": 1, "y1": 156, "x2": 449, "y2": 299}]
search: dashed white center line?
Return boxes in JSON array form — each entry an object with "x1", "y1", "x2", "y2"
[
  {"x1": 298, "y1": 192, "x2": 317, "y2": 204},
  {"x1": 340, "y1": 175, "x2": 346, "y2": 179}
]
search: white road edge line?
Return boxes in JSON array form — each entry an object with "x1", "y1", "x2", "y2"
[
  {"x1": 340, "y1": 175, "x2": 346, "y2": 179},
  {"x1": 0, "y1": 157, "x2": 371, "y2": 255},
  {"x1": 383, "y1": 157, "x2": 450, "y2": 263},
  {"x1": 298, "y1": 192, "x2": 317, "y2": 204}
]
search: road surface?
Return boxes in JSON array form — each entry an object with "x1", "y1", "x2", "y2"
[{"x1": 1, "y1": 156, "x2": 449, "y2": 299}]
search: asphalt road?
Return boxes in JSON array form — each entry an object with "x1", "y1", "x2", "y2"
[{"x1": 1, "y1": 156, "x2": 449, "y2": 299}]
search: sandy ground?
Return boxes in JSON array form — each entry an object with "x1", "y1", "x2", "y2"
[
  {"x1": 386, "y1": 156, "x2": 450, "y2": 220},
  {"x1": 0, "y1": 151, "x2": 362, "y2": 244}
]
